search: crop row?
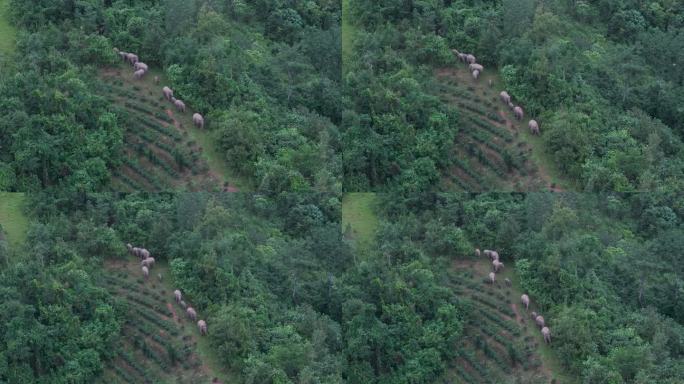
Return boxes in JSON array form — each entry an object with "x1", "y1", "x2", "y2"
[{"x1": 471, "y1": 293, "x2": 516, "y2": 318}]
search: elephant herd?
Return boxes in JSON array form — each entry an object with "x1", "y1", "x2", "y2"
[
  {"x1": 476, "y1": 248, "x2": 552, "y2": 344},
  {"x1": 174, "y1": 289, "x2": 208, "y2": 336},
  {"x1": 113, "y1": 48, "x2": 205, "y2": 130},
  {"x1": 126, "y1": 243, "x2": 207, "y2": 336},
  {"x1": 452, "y1": 49, "x2": 541, "y2": 136}
]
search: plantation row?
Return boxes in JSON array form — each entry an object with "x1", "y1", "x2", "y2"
[
  {"x1": 446, "y1": 267, "x2": 548, "y2": 384},
  {"x1": 99, "y1": 270, "x2": 204, "y2": 384}
]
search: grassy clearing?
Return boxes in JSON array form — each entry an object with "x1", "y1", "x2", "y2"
[
  {"x1": 0, "y1": 0, "x2": 16, "y2": 55},
  {"x1": 0, "y1": 192, "x2": 29, "y2": 247},
  {"x1": 341, "y1": 193, "x2": 378, "y2": 251}
]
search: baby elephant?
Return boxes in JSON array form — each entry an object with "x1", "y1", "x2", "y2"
[
  {"x1": 187, "y1": 307, "x2": 197, "y2": 321},
  {"x1": 472, "y1": 70, "x2": 480, "y2": 80},
  {"x1": 142, "y1": 266, "x2": 149, "y2": 279},
  {"x1": 535, "y1": 315, "x2": 545, "y2": 329},
  {"x1": 521, "y1": 294, "x2": 530, "y2": 310},
  {"x1": 541, "y1": 327, "x2": 551, "y2": 344},
  {"x1": 529, "y1": 119, "x2": 540, "y2": 135},
  {"x1": 531, "y1": 311, "x2": 538, "y2": 320},
  {"x1": 492, "y1": 260, "x2": 504, "y2": 272},
  {"x1": 197, "y1": 320, "x2": 208, "y2": 335},
  {"x1": 504, "y1": 278, "x2": 511, "y2": 286},
  {"x1": 174, "y1": 289, "x2": 182, "y2": 303},
  {"x1": 475, "y1": 248, "x2": 481, "y2": 257},
  {"x1": 488, "y1": 272, "x2": 496, "y2": 284},
  {"x1": 180, "y1": 300, "x2": 187, "y2": 309}
]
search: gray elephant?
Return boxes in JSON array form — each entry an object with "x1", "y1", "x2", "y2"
[
  {"x1": 126, "y1": 53, "x2": 138, "y2": 65},
  {"x1": 531, "y1": 311, "x2": 538, "y2": 320},
  {"x1": 490, "y1": 251, "x2": 499, "y2": 261},
  {"x1": 134, "y1": 69, "x2": 146, "y2": 80},
  {"x1": 197, "y1": 320, "x2": 207, "y2": 335},
  {"x1": 488, "y1": 272, "x2": 496, "y2": 284},
  {"x1": 142, "y1": 266, "x2": 149, "y2": 279},
  {"x1": 132, "y1": 247, "x2": 141, "y2": 258},
  {"x1": 469, "y1": 63, "x2": 483, "y2": 72},
  {"x1": 126, "y1": 243, "x2": 134, "y2": 255},
  {"x1": 180, "y1": 300, "x2": 187, "y2": 309},
  {"x1": 472, "y1": 70, "x2": 480, "y2": 80},
  {"x1": 514, "y1": 106, "x2": 524, "y2": 120},
  {"x1": 187, "y1": 307, "x2": 197, "y2": 321},
  {"x1": 535, "y1": 315, "x2": 545, "y2": 328},
  {"x1": 466, "y1": 54, "x2": 476, "y2": 64},
  {"x1": 483, "y1": 249, "x2": 492, "y2": 258},
  {"x1": 541, "y1": 327, "x2": 551, "y2": 343},
  {"x1": 529, "y1": 120, "x2": 540, "y2": 135},
  {"x1": 493, "y1": 260, "x2": 504, "y2": 272},
  {"x1": 174, "y1": 289, "x2": 182, "y2": 303},
  {"x1": 141, "y1": 257, "x2": 155, "y2": 268},
  {"x1": 118, "y1": 51, "x2": 128, "y2": 61},
  {"x1": 174, "y1": 99, "x2": 186, "y2": 112},
  {"x1": 134, "y1": 62, "x2": 148, "y2": 72},
  {"x1": 504, "y1": 278, "x2": 511, "y2": 286},
  {"x1": 162, "y1": 86, "x2": 173, "y2": 101},
  {"x1": 140, "y1": 248, "x2": 150, "y2": 260},
  {"x1": 193, "y1": 113, "x2": 204, "y2": 129},
  {"x1": 521, "y1": 294, "x2": 530, "y2": 310},
  {"x1": 500, "y1": 91, "x2": 511, "y2": 104}
]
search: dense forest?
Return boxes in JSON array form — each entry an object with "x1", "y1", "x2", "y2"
[
  {"x1": 0, "y1": 0, "x2": 341, "y2": 194},
  {"x1": 343, "y1": 0, "x2": 684, "y2": 192},
  {"x1": 2, "y1": 190, "x2": 683, "y2": 383}
]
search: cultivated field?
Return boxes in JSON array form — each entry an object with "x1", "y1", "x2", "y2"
[{"x1": 435, "y1": 67, "x2": 567, "y2": 192}]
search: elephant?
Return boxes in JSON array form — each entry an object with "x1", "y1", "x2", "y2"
[
  {"x1": 187, "y1": 307, "x2": 197, "y2": 321},
  {"x1": 141, "y1": 257, "x2": 155, "y2": 268},
  {"x1": 475, "y1": 248, "x2": 481, "y2": 257},
  {"x1": 162, "y1": 86, "x2": 173, "y2": 101},
  {"x1": 126, "y1": 243, "x2": 133, "y2": 255},
  {"x1": 514, "y1": 106, "x2": 524, "y2": 121},
  {"x1": 483, "y1": 250, "x2": 492, "y2": 258},
  {"x1": 126, "y1": 53, "x2": 138, "y2": 65},
  {"x1": 174, "y1": 99, "x2": 186, "y2": 112},
  {"x1": 193, "y1": 113, "x2": 204, "y2": 129},
  {"x1": 472, "y1": 70, "x2": 480, "y2": 80},
  {"x1": 140, "y1": 248, "x2": 150, "y2": 260},
  {"x1": 505, "y1": 278, "x2": 511, "y2": 286},
  {"x1": 118, "y1": 51, "x2": 128, "y2": 61},
  {"x1": 531, "y1": 311, "x2": 538, "y2": 320},
  {"x1": 132, "y1": 247, "x2": 142, "y2": 258},
  {"x1": 541, "y1": 327, "x2": 551, "y2": 343},
  {"x1": 490, "y1": 251, "x2": 499, "y2": 261},
  {"x1": 451, "y1": 49, "x2": 468, "y2": 64},
  {"x1": 154, "y1": 76, "x2": 159, "y2": 84},
  {"x1": 493, "y1": 260, "x2": 504, "y2": 272},
  {"x1": 521, "y1": 294, "x2": 530, "y2": 310},
  {"x1": 469, "y1": 63, "x2": 484, "y2": 72},
  {"x1": 197, "y1": 320, "x2": 207, "y2": 335},
  {"x1": 142, "y1": 266, "x2": 149, "y2": 279},
  {"x1": 466, "y1": 54, "x2": 476, "y2": 64},
  {"x1": 535, "y1": 315, "x2": 545, "y2": 329},
  {"x1": 500, "y1": 91, "x2": 511, "y2": 104},
  {"x1": 174, "y1": 289, "x2": 182, "y2": 303},
  {"x1": 488, "y1": 272, "x2": 496, "y2": 284},
  {"x1": 134, "y1": 62, "x2": 148, "y2": 72},
  {"x1": 134, "y1": 69, "x2": 146, "y2": 80},
  {"x1": 529, "y1": 120, "x2": 540, "y2": 135},
  {"x1": 180, "y1": 300, "x2": 187, "y2": 309}
]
